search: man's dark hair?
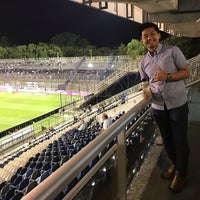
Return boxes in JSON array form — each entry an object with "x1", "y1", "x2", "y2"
[
  {"x1": 139, "y1": 22, "x2": 160, "y2": 38},
  {"x1": 102, "y1": 113, "x2": 108, "y2": 119}
]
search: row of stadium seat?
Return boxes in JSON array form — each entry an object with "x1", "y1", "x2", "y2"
[{"x1": 0, "y1": 109, "x2": 126, "y2": 199}]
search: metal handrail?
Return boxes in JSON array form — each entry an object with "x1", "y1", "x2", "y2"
[
  {"x1": 22, "y1": 98, "x2": 150, "y2": 200},
  {"x1": 186, "y1": 78, "x2": 200, "y2": 89}
]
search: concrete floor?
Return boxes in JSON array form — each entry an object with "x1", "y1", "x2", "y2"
[{"x1": 135, "y1": 85, "x2": 200, "y2": 200}]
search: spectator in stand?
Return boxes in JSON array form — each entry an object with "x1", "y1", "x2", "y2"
[
  {"x1": 120, "y1": 93, "x2": 126, "y2": 104},
  {"x1": 78, "y1": 119, "x2": 87, "y2": 131},
  {"x1": 95, "y1": 113, "x2": 113, "y2": 136},
  {"x1": 100, "y1": 113, "x2": 113, "y2": 131},
  {"x1": 88, "y1": 104, "x2": 92, "y2": 112}
]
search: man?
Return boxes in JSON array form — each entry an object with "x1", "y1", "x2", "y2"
[
  {"x1": 95, "y1": 113, "x2": 113, "y2": 136},
  {"x1": 78, "y1": 119, "x2": 87, "y2": 131},
  {"x1": 138, "y1": 22, "x2": 190, "y2": 193},
  {"x1": 101, "y1": 113, "x2": 113, "y2": 131},
  {"x1": 120, "y1": 93, "x2": 126, "y2": 104}
]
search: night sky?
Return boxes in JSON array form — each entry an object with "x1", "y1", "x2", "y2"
[{"x1": 0, "y1": 0, "x2": 142, "y2": 47}]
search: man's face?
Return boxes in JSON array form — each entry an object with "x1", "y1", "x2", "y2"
[{"x1": 141, "y1": 27, "x2": 160, "y2": 52}]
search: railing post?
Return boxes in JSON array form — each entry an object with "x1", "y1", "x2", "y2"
[{"x1": 117, "y1": 129, "x2": 127, "y2": 200}]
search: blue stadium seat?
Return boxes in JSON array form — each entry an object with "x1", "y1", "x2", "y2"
[
  {"x1": 60, "y1": 155, "x2": 69, "y2": 166},
  {"x1": 45, "y1": 151, "x2": 51, "y2": 156},
  {"x1": 52, "y1": 151, "x2": 59, "y2": 157},
  {"x1": 83, "y1": 138, "x2": 89, "y2": 146},
  {"x1": 61, "y1": 186, "x2": 69, "y2": 197},
  {"x1": 35, "y1": 153, "x2": 40, "y2": 157},
  {"x1": 35, "y1": 162, "x2": 43, "y2": 170},
  {"x1": 44, "y1": 156, "x2": 51, "y2": 163},
  {"x1": 32, "y1": 156, "x2": 39, "y2": 162},
  {"x1": 53, "y1": 191, "x2": 65, "y2": 200},
  {"x1": 36, "y1": 171, "x2": 50, "y2": 184},
  {"x1": 22, "y1": 180, "x2": 38, "y2": 195},
  {"x1": 10, "y1": 174, "x2": 18, "y2": 184},
  {"x1": 10, "y1": 191, "x2": 24, "y2": 200},
  {"x1": 24, "y1": 168, "x2": 34, "y2": 178},
  {"x1": 16, "y1": 167, "x2": 23, "y2": 174},
  {"x1": 0, "y1": 181, "x2": 7, "y2": 190},
  {"x1": 89, "y1": 156, "x2": 100, "y2": 168},
  {"x1": 89, "y1": 134, "x2": 96, "y2": 141},
  {"x1": 25, "y1": 161, "x2": 31, "y2": 168},
  {"x1": 41, "y1": 162, "x2": 51, "y2": 171},
  {"x1": 27, "y1": 157, "x2": 34, "y2": 163},
  {"x1": 50, "y1": 163, "x2": 60, "y2": 174},
  {"x1": 59, "y1": 150, "x2": 67, "y2": 156},
  {"x1": 19, "y1": 167, "x2": 27, "y2": 175},
  {"x1": 0, "y1": 163, "x2": 4, "y2": 168},
  {"x1": 13, "y1": 175, "x2": 22, "y2": 187},
  {"x1": 77, "y1": 165, "x2": 90, "y2": 180},
  {"x1": 67, "y1": 177, "x2": 78, "y2": 191},
  {"x1": 51, "y1": 156, "x2": 60, "y2": 163},
  {"x1": 29, "y1": 161, "x2": 36, "y2": 169},
  {"x1": 2, "y1": 187, "x2": 15, "y2": 200},
  {"x1": 17, "y1": 177, "x2": 29, "y2": 191},
  {"x1": 31, "y1": 169, "x2": 41, "y2": 180},
  {"x1": 37, "y1": 156, "x2": 45, "y2": 162},
  {"x1": 0, "y1": 184, "x2": 11, "y2": 197},
  {"x1": 68, "y1": 148, "x2": 76, "y2": 158}
]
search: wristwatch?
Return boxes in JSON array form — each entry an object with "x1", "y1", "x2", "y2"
[{"x1": 167, "y1": 73, "x2": 172, "y2": 80}]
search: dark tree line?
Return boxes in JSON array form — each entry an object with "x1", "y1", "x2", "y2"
[
  {"x1": 0, "y1": 32, "x2": 199, "y2": 59},
  {"x1": 0, "y1": 32, "x2": 120, "y2": 59}
]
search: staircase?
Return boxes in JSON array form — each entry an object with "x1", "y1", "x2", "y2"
[{"x1": 93, "y1": 56, "x2": 142, "y2": 95}]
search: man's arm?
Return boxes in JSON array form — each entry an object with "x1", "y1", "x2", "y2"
[
  {"x1": 142, "y1": 81, "x2": 152, "y2": 100},
  {"x1": 153, "y1": 65, "x2": 190, "y2": 82},
  {"x1": 166, "y1": 65, "x2": 190, "y2": 81}
]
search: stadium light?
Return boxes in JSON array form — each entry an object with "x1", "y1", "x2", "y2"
[{"x1": 87, "y1": 63, "x2": 93, "y2": 68}]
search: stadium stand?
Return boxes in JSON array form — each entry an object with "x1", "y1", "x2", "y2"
[{"x1": 0, "y1": 56, "x2": 129, "y2": 93}]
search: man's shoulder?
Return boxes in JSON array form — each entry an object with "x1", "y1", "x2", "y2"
[
  {"x1": 105, "y1": 118, "x2": 112, "y2": 124},
  {"x1": 161, "y1": 44, "x2": 179, "y2": 51}
]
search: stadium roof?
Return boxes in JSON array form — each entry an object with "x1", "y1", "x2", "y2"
[{"x1": 85, "y1": 0, "x2": 200, "y2": 37}]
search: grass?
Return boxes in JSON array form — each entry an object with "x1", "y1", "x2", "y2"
[{"x1": 0, "y1": 92, "x2": 78, "y2": 132}]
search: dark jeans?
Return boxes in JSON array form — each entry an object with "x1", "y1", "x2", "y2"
[{"x1": 152, "y1": 102, "x2": 189, "y2": 177}]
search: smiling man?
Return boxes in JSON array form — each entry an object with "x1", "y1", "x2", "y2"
[{"x1": 138, "y1": 22, "x2": 190, "y2": 193}]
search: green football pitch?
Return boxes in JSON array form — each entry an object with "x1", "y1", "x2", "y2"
[{"x1": 0, "y1": 92, "x2": 78, "y2": 132}]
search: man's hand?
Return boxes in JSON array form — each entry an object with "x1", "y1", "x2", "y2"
[
  {"x1": 142, "y1": 87, "x2": 152, "y2": 100},
  {"x1": 152, "y1": 67, "x2": 167, "y2": 82}
]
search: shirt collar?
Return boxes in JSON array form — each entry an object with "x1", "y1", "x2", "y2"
[{"x1": 148, "y1": 43, "x2": 162, "y2": 57}]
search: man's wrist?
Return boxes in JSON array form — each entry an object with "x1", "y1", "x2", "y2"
[{"x1": 167, "y1": 73, "x2": 172, "y2": 81}]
